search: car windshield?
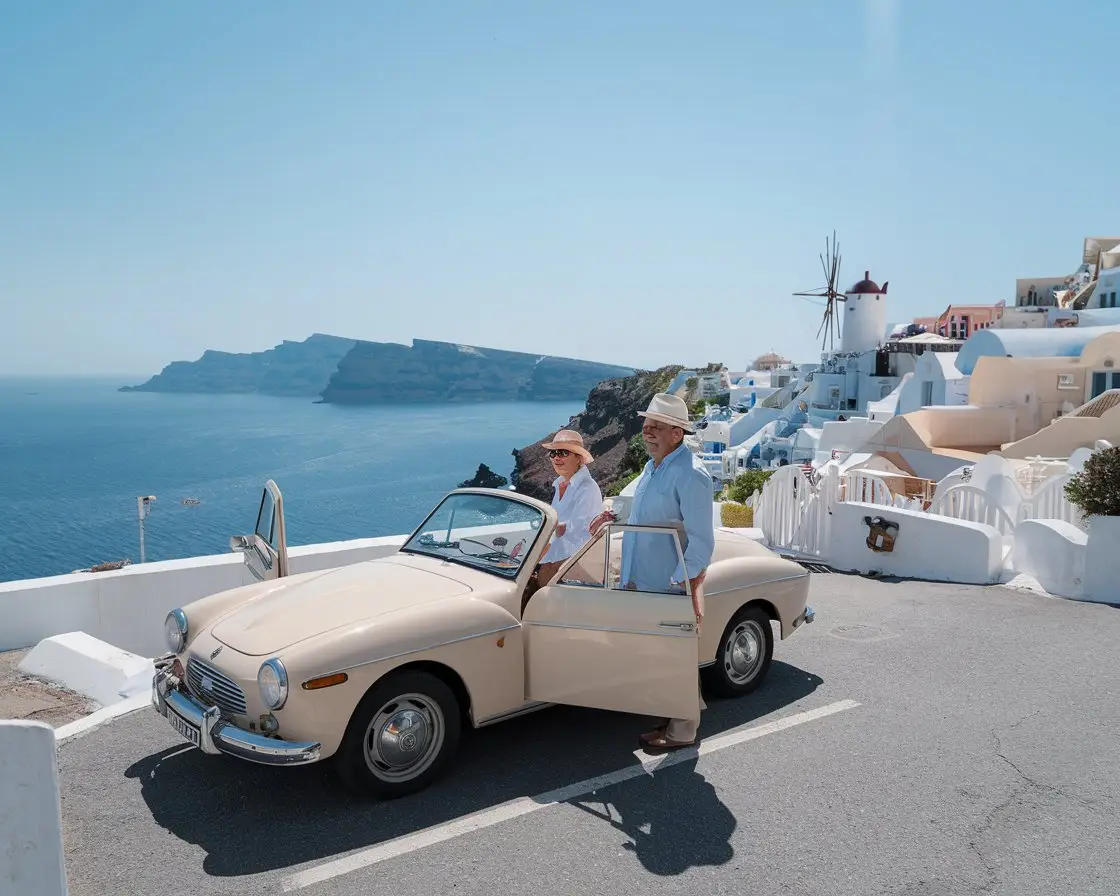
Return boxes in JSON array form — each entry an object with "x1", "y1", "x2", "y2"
[{"x1": 400, "y1": 491, "x2": 546, "y2": 578}]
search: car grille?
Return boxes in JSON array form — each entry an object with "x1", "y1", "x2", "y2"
[{"x1": 186, "y1": 655, "x2": 248, "y2": 716}]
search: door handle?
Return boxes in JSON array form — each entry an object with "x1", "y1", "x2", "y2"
[{"x1": 659, "y1": 621, "x2": 696, "y2": 632}]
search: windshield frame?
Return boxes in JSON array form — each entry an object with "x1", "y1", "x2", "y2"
[{"x1": 397, "y1": 488, "x2": 553, "y2": 580}]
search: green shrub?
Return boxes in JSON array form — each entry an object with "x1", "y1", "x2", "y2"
[
  {"x1": 720, "y1": 502, "x2": 754, "y2": 528},
  {"x1": 605, "y1": 470, "x2": 640, "y2": 497},
  {"x1": 1064, "y1": 445, "x2": 1120, "y2": 518},
  {"x1": 688, "y1": 391, "x2": 730, "y2": 416},
  {"x1": 621, "y1": 433, "x2": 649, "y2": 476},
  {"x1": 726, "y1": 469, "x2": 776, "y2": 504}
]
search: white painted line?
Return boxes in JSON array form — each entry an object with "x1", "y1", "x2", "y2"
[
  {"x1": 53, "y1": 693, "x2": 151, "y2": 745},
  {"x1": 280, "y1": 698, "x2": 860, "y2": 891}
]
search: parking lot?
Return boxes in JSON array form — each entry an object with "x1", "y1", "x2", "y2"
[{"x1": 57, "y1": 573, "x2": 1120, "y2": 896}]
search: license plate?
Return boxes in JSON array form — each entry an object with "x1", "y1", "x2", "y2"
[{"x1": 168, "y1": 708, "x2": 201, "y2": 747}]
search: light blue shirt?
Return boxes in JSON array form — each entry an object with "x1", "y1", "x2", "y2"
[{"x1": 619, "y1": 442, "x2": 715, "y2": 591}]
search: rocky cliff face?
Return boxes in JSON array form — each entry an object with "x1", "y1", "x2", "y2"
[
  {"x1": 318, "y1": 338, "x2": 634, "y2": 404},
  {"x1": 119, "y1": 333, "x2": 357, "y2": 396},
  {"x1": 510, "y1": 365, "x2": 685, "y2": 501}
]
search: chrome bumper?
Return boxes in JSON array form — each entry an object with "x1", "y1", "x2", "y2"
[
  {"x1": 792, "y1": 604, "x2": 815, "y2": 630},
  {"x1": 151, "y1": 656, "x2": 321, "y2": 766}
]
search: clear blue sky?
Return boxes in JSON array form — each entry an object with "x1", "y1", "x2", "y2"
[{"x1": 2, "y1": 1, "x2": 1115, "y2": 376}]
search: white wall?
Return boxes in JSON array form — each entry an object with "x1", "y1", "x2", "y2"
[
  {"x1": 0, "y1": 721, "x2": 68, "y2": 896},
  {"x1": 0, "y1": 535, "x2": 406, "y2": 657},
  {"x1": 1010, "y1": 520, "x2": 1086, "y2": 599},
  {"x1": 827, "y1": 501, "x2": 1004, "y2": 584},
  {"x1": 817, "y1": 418, "x2": 884, "y2": 461}
]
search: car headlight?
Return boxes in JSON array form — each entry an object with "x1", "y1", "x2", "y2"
[
  {"x1": 164, "y1": 609, "x2": 187, "y2": 653},
  {"x1": 258, "y1": 658, "x2": 289, "y2": 710}
]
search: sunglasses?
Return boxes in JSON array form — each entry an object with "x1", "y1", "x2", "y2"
[{"x1": 548, "y1": 448, "x2": 572, "y2": 458}]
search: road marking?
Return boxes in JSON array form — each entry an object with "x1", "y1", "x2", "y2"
[{"x1": 280, "y1": 698, "x2": 860, "y2": 891}]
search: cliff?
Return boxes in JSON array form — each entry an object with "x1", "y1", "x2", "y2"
[
  {"x1": 318, "y1": 338, "x2": 635, "y2": 404},
  {"x1": 509, "y1": 364, "x2": 686, "y2": 502},
  {"x1": 120, "y1": 333, "x2": 357, "y2": 397},
  {"x1": 458, "y1": 464, "x2": 509, "y2": 489}
]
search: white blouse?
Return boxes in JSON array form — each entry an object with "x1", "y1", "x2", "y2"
[{"x1": 541, "y1": 463, "x2": 603, "y2": 563}]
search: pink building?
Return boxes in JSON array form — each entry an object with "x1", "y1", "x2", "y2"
[{"x1": 913, "y1": 304, "x2": 1003, "y2": 340}]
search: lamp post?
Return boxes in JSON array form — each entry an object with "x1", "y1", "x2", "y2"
[{"x1": 137, "y1": 495, "x2": 156, "y2": 563}]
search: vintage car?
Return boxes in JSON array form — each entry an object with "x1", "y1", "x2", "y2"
[{"x1": 152, "y1": 480, "x2": 815, "y2": 798}]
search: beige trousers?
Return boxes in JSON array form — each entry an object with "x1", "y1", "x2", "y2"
[{"x1": 663, "y1": 581, "x2": 705, "y2": 743}]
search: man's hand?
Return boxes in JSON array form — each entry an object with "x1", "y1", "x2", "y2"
[
  {"x1": 555, "y1": 522, "x2": 567, "y2": 537},
  {"x1": 669, "y1": 570, "x2": 706, "y2": 624},
  {"x1": 689, "y1": 570, "x2": 706, "y2": 624}
]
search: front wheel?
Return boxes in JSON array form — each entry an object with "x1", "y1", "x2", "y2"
[
  {"x1": 335, "y1": 670, "x2": 462, "y2": 799},
  {"x1": 702, "y1": 604, "x2": 774, "y2": 698}
]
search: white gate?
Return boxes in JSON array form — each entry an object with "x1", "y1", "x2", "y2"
[
  {"x1": 843, "y1": 471, "x2": 893, "y2": 506},
  {"x1": 927, "y1": 485, "x2": 1017, "y2": 535},
  {"x1": 754, "y1": 464, "x2": 845, "y2": 558},
  {"x1": 1016, "y1": 473, "x2": 1084, "y2": 528}
]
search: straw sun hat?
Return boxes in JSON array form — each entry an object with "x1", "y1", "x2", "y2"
[
  {"x1": 541, "y1": 429, "x2": 594, "y2": 464},
  {"x1": 637, "y1": 393, "x2": 695, "y2": 433}
]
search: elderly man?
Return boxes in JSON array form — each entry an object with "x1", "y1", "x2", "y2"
[{"x1": 589, "y1": 392, "x2": 715, "y2": 753}]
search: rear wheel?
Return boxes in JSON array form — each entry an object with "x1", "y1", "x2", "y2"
[
  {"x1": 335, "y1": 670, "x2": 462, "y2": 799},
  {"x1": 702, "y1": 604, "x2": 774, "y2": 698}
]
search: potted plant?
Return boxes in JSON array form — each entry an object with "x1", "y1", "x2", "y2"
[{"x1": 1063, "y1": 443, "x2": 1120, "y2": 603}]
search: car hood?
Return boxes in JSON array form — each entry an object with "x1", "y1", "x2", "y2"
[{"x1": 209, "y1": 558, "x2": 475, "y2": 656}]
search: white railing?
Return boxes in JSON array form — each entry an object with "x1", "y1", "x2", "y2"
[
  {"x1": 1016, "y1": 457, "x2": 1073, "y2": 496},
  {"x1": 1015, "y1": 473, "x2": 1085, "y2": 529},
  {"x1": 927, "y1": 485, "x2": 1018, "y2": 535},
  {"x1": 750, "y1": 454, "x2": 1087, "y2": 558},
  {"x1": 843, "y1": 471, "x2": 893, "y2": 506}
]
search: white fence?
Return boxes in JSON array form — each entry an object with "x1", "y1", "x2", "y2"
[
  {"x1": 751, "y1": 464, "x2": 846, "y2": 558},
  {"x1": 927, "y1": 486, "x2": 1017, "y2": 535},
  {"x1": 1016, "y1": 473, "x2": 1084, "y2": 527},
  {"x1": 751, "y1": 459, "x2": 1084, "y2": 557}
]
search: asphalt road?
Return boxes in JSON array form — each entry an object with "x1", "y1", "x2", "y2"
[{"x1": 57, "y1": 574, "x2": 1120, "y2": 896}]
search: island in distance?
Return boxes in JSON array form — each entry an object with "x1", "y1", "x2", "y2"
[{"x1": 120, "y1": 334, "x2": 635, "y2": 404}]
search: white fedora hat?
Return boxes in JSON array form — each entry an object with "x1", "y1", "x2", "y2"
[
  {"x1": 637, "y1": 393, "x2": 695, "y2": 432},
  {"x1": 541, "y1": 429, "x2": 594, "y2": 463}
]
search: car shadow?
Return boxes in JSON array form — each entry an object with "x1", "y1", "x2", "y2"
[{"x1": 123, "y1": 661, "x2": 822, "y2": 877}]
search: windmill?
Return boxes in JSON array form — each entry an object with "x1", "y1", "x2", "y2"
[{"x1": 793, "y1": 231, "x2": 846, "y2": 352}]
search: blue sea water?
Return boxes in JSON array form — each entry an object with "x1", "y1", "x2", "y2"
[{"x1": 0, "y1": 376, "x2": 582, "y2": 583}]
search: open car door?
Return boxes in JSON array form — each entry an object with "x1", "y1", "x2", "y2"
[
  {"x1": 522, "y1": 523, "x2": 699, "y2": 721},
  {"x1": 230, "y1": 479, "x2": 289, "y2": 581}
]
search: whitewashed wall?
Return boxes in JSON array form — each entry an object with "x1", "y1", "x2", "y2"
[
  {"x1": 0, "y1": 536, "x2": 406, "y2": 657},
  {"x1": 0, "y1": 721, "x2": 68, "y2": 896},
  {"x1": 827, "y1": 501, "x2": 1005, "y2": 585}
]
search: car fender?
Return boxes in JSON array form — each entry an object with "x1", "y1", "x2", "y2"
[
  {"x1": 276, "y1": 595, "x2": 525, "y2": 756},
  {"x1": 698, "y1": 558, "x2": 810, "y2": 663}
]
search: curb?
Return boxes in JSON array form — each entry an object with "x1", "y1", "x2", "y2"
[{"x1": 54, "y1": 693, "x2": 151, "y2": 745}]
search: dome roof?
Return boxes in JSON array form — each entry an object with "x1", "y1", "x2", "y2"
[{"x1": 847, "y1": 270, "x2": 886, "y2": 295}]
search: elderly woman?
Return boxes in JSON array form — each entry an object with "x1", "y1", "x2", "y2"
[{"x1": 534, "y1": 429, "x2": 603, "y2": 587}]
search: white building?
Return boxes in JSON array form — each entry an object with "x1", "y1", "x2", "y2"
[
  {"x1": 896, "y1": 351, "x2": 971, "y2": 414},
  {"x1": 993, "y1": 235, "x2": 1120, "y2": 329}
]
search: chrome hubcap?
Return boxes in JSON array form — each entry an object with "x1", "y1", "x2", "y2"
[
  {"x1": 364, "y1": 693, "x2": 444, "y2": 782},
  {"x1": 723, "y1": 620, "x2": 764, "y2": 685}
]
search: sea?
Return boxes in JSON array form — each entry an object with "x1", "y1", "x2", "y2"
[{"x1": 0, "y1": 376, "x2": 583, "y2": 584}]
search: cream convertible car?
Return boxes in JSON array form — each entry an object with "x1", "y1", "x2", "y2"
[{"x1": 152, "y1": 481, "x2": 815, "y2": 798}]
